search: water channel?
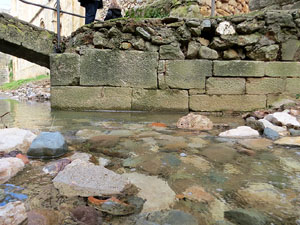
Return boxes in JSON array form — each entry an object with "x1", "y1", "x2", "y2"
[{"x1": 1, "y1": 97, "x2": 300, "y2": 225}]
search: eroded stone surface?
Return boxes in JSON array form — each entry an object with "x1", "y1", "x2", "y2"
[{"x1": 53, "y1": 159, "x2": 130, "y2": 197}]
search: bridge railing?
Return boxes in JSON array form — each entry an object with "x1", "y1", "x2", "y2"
[{"x1": 18, "y1": 0, "x2": 216, "y2": 51}]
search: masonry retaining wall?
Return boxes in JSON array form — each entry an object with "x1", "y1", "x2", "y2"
[{"x1": 51, "y1": 10, "x2": 300, "y2": 112}]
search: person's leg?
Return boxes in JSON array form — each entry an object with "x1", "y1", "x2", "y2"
[{"x1": 85, "y1": 1, "x2": 98, "y2": 24}]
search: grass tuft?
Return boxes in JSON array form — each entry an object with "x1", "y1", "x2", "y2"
[{"x1": 0, "y1": 74, "x2": 49, "y2": 91}]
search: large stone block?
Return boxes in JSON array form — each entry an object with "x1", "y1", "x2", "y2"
[
  {"x1": 206, "y1": 78, "x2": 245, "y2": 94},
  {"x1": 246, "y1": 78, "x2": 285, "y2": 94},
  {"x1": 286, "y1": 78, "x2": 300, "y2": 94},
  {"x1": 132, "y1": 89, "x2": 188, "y2": 111},
  {"x1": 50, "y1": 53, "x2": 80, "y2": 86},
  {"x1": 281, "y1": 39, "x2": 300, "y2": 61},
  {"x1": 265, "y1": 62, "x2": 300, "y2": 77},
  {"x1": 51, "y1": 86, "x2": 132, "y2": 110},
  {"x1": 214, "y1": 61, "x2": 265, "y2": 77},
  {"x1": 190, "y1": 95, "x2": 266, "y2": 111},
  {"x1": 80, "y1": 49, "x2": 158, "y2": 88},
  {"x1": 164, "y1": 60, "x2": 212, "y2": 89}
]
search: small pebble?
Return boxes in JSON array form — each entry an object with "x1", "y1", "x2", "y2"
[{"x1": 180, "y1": 153, "x2": 187, "y2": 157}]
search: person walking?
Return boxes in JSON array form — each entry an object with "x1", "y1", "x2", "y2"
[
  {"x1": 104, "y1": 0, "x2": 122, "y2": 21},
  {"x1": 78, "y1": 0, "x2": 103, "y2": 24}
]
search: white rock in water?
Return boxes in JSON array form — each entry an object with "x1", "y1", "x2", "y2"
[
  {"x1": 0, "y1": 128, "x2": 37, "y2": 153},
  {"x1": 123, "y1": 172, "x2": 176, "y2": 213},
  {"x1": 265, "y1": 112, "x2": 300, "y2": 127},
  {"x1": 0, "y1": 158, "x2": 25, "y2": 184},
  {"x1": 177, "y1": 113, "x2": 213, "y2": 130},
  {"x1": 216, "y1": 21, "x2": 236, "y2": 35},
  {"x1": 258, "y1": 119, "x2": 287, "y2": 134},
  {"x1": 219, "y1": 126, "x2": 260, "y2": 138},
  {"x1": 0, "y1": 201, "x2": 27, "y2": 225},
  {"x1": 53, "y1": 159, "x2": 129, "y2": 197}
]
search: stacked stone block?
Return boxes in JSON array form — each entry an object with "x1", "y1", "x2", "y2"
[
  {"x1": 50, "y1": 52, "x2": 300, "y2": 112},
  {"x1": 52, "y1": 10, "x2": 300, "y2": 112}
]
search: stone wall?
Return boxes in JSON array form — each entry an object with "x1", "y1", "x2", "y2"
[
  {"x1": 51, "y1": 9, "x2": 300, "y2": 112},
  {"x1": 108, "y1": 0, "x2": 250, "y2": 19},
  {"x1": 249, "y1": 0, "x2": 300, "y2": 11}
]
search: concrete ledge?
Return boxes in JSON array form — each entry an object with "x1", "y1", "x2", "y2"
[
  {"x1": 51, "y1": 86, "x2": 132, "y2": 110},
  {"x1": 214, "y1": 61, "x2": 265, "y2": 77},
  {"x1": 265, "y1": 62, "x2": 300, "y2": 77},
  {"x1": 246, "y1": 78, "x2": 285, "y2": 94},
  {"x1": 190, "y1": 94, "x2": 266, "y2": 111},
  {"x1": 80, "y1": 49, "x2": 158, "y2": 88},
  {"x1": 132, "y1": 89, "x2": 189, "y2": 111},
  {"x1": 206, "y1": 78, "x2": 245, "y2": 94},
  {"x1": 50, "y1": 53, "x2": 80, "y2": 86},
  {"x1": 164, "y1": 60, "x2": 212, "y2": 89}
]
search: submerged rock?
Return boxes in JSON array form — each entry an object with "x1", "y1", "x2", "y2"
[
  {"x1": 0, "y1": 128, "x2": 36, "y2": 154},
  {"x1": 200, "y1": 144, "x2": 237, "y2": 163},
  {"x1": 125, "y1": 210, "x2": 198, "y2": 225},
  {"x1": 274, "y1": 137, "x2": 300, "y2": 147},
  {"x1": 71, "y1": 206, "x2": 102, "y2": 225},
  {"x1": 88, "y1": 196, "x2": 137, "y2": 216},
  {"x1": 0, "y1": 158, "x2": 24, "y2": 184},
  {"x1": 225, "y1": 208, "x2": 269, "y2": 225},
  {"x1": 123, "y1": 172, "x2": 176, "y2": 213},
  {"x1": 219, "y1": 126, "x2": 260, "y2": 138},
  {"x1": 53, "y1": 159, "x2": 130, "y2": 197},
  {"x1": 0, "y1": 201, "x2": 27, "y2": 225},
  {"x1": 27, "y1": 209, "x2": 61, "y2": 225},
  {"x1": 75, "y1": 129, "x2": 105, "y2": 140},
  {"x1": 27, "y1": 132, "x2": 68, "y2": 159},
  {"x1": 182, "y1": 186, "x2": 214, "y2": 203},
  {"x1": 177, "y1": 113, "x2": 213, "y2": 131},
  {"x1": 238, "y1": 138, "x2": 272, "y2": 151},
  {"x1": 42, "y1": 158, "x2": 71, "y2": 177}
]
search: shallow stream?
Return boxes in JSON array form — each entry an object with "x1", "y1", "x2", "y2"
[{"x1": 1, "y1": 98, "x2": 300, "y2": 225}]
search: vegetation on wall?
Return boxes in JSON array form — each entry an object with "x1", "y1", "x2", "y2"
[{"x1": 8, "y1": 59, "x2": 13, "y2": 82}]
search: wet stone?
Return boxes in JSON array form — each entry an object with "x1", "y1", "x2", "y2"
[
  {"x1": 263, "y1": 127, "x2": 280, "y2": 140},
  {"x1": 71, "y1": 206, "x2": 103, "y2": 225},
  {"x1": 27, "y1": 209, "x2": 62, "y2": 225},
  {"x1": 200, "y1": 144, "x2": 237, "y2": 163},
  {"x1": 27, "y1": 132, "x2": 68, "y2": 159},
  {"x1": 225, "y1": 208, "x2": 269, "y2": 225}
]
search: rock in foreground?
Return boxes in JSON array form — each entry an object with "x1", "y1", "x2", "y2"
[
  {"x1": 177, "y1": 113, "x2": 213, "y2": 130},
  {"x1": 27, "y1": 132, "x2": 68, "y2": 159},
  {"x1": 53, "y1": 159, "x2": 130, "y2": 197}
]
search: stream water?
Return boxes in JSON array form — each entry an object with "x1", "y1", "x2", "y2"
[{"x1": 1, "y1": 98, "x2": 300, "y2": 225}]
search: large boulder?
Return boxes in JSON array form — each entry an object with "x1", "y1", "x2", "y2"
[
  {"x1": 0, "y1": 128, "x2": 36, "y2": 154},
  {"x1": 0, "y1": 157, "x2": 24, "y2": 184},
  {"x1": 53, "y1": 159, "x2": 130, "y2": 197},
  {"x1": 27, "y1": 132, "x2": 68, "y2": 159},
  {"x1": 177, "y1": 113, "x2": 213, "y2": 130}
]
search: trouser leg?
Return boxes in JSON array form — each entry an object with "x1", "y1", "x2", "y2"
[{"x1": 85, "y1": 1, "x2": 98, "y2": 24}]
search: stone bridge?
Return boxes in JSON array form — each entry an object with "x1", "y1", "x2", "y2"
[{"x1": 0, "y1": 13, "x2": 56, "y2": 68}]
